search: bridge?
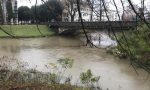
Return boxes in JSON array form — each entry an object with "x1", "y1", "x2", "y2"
[{"x1": 49, "y1": 21, "x2": 138, "y2": 34}]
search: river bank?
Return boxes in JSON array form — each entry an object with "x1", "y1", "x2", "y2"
[
  {"x1": 0, "y1": 57, "x2": 90, "y2": 90},
  {"x1": 0, "y1": 25, "x2": 55, "y2": 38},
  {"x1": 0, "y1": 69, "x2": 84, "y2": 90}
]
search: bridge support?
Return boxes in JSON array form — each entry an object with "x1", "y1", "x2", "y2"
[
  {"x1": 58, "y1": 28, "x2": 77, "y2": 35},
  {"x1": 49, "y1": 25, "x2": 59, "y2": 35},
  {"x1": 50, "y1": 26, "x2": 71, "y2": 35}
]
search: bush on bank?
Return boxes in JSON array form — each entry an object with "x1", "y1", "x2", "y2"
[{"x1": 111, "y1": 23, "x2": 150, "y2": 68}]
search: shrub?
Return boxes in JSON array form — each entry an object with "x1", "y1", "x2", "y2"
[{"x1": 116, "y1": 23, "x2": 150, "y2": 67}]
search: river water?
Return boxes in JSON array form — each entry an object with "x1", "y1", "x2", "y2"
[{"x1": 0, "y1": 36, "x2": 150, "y2": 90}]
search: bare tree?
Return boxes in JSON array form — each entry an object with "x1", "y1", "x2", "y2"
[
  {"x1": 87, "y1": 0, "x2": 94, "y2": 21},
  {"x1": 62, "y1": 0, "x2": 77, "y2": 22},
  {"x1": 87, "y1": 0, "x2": 110, "y2": 21},
  {"x1": 95, "y1": 0, "x2": 103, "y2": 21}
]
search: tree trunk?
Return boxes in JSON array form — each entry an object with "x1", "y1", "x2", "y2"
[
  {"x1": 71, "y1": 15, "x2": 74, "y2": 22},
  {"x1": 99, "y1": 0, "x2": 102, "y2": 21}
]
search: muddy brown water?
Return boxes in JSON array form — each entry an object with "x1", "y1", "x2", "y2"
[{"x1": 0, "y1": 36, "x2": 149, "y2": 90}]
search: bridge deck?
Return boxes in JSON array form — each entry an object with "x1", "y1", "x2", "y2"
[{"x1": 49, "y1": 21, "x2": 138, "y2": 30}]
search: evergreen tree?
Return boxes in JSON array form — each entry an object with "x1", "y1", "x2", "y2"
[
  {"x1": 30, "y1": 0, "x2": 64, "y2": 23},
  {"x1": 18, "y1": 6, "x2": 31, "y2": 24},
  {"x1": 6, "y1": 0, "x2": 13, "y2": 22}
]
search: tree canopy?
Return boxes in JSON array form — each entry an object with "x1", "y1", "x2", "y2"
[
  {"x1": 18, "y1": 6, "x2": 31, "y2": 23},
  {"x1": 18, "y1": 0, "x2": 64, "y2": 23},
  {"x1": 6, "y1": 0, "x2": 13, "y2": 22}
]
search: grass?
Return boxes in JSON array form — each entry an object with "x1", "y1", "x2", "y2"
[
  {"x1": 0, "y1": 70, "x2": 86, "y2": 90},
  {"x1": 0, "y1": 25, "x2": 55, "y2": 38}
]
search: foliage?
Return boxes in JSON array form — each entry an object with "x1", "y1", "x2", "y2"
[
  {"x1": 0, "y1": 70, "x2": 85, "y2": 90},
  {"x1": 30, "y1": 0, "x2": 64, "y2": 23},
  {"x1": 57, "y1": 58, "x2": 74, "y2": 69},
  {"x1": 48, "y1": 58, "x2": 74, "y2": 84},
  {"x1": 30, "y1": 5, "x2": 50, "y2": 23},
  {"x1": 18, "y1": 6, "x2": 31, "y2": 23},
  {"x1": 17, "y1": 0, "x2": 64, "y2": 23},
  {"x1": 0, "y1": 57, "x2": 101, "y2": 90},
  {"x1": 6, "y1": 0, "x2": 13, "y2": 22},
  {"x1": 0, "y1": 57, "x2": 89, "y2": 90},
  {"x1": 46, "y1": 0, "x2": 64, "y2": 21},
  {"x1": 80, "y1": 69, "x2": 101, "y2": 89},
  {"x1": 116, "y1": 23, "x2": 150, "y2": 66}
]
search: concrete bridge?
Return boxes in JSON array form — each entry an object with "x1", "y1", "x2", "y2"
[{"x1": 49, "y1": 21, "x2": 138, "y2": 34}]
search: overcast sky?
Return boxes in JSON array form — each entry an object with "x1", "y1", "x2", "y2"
[
  {"x1": 18, "y1": 0, "x2": 42, "y2": 7},
  {"x1": 18, "y1": 0, "x2": 150, "y2": 9}
]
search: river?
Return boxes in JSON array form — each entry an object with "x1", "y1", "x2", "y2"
[{"x1": 0, "y1": 36, "x2": 150, "y2": 90}]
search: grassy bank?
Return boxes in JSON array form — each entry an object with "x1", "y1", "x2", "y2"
[{"x1": 0, "y1": 25, "x2": 55, "y2": 38}]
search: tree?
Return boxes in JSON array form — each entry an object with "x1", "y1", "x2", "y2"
[
  {"x1": 18, "y1": 6, "x2": 31, "y2": 24},
  {"x1": 87, "y1": 0, "x2": 109, "y2": 21},
  {"x1": 87, "y1": 0, "x2": 94, "y2": 21},
  {"x1": 0, "y1": 1, "x2": 3, "y2": 23},
  {"x1": 31, "y1": 4, "x2": 52, "y2": 23},
  {"x1": 46, "y1": 0, "x2": 64, "y2": 21},
  {"x1": 63, "y1": 0, "x2": 77, "y2": 22},
  {"x1": 148, "y1": 12, "x2": 150, "y2": 20},
  {"x1": 38, "y1": 5, "x2": 50, "y2": 22},
  {"x1": 30, "y1": 0, "x2": 63, "y2": 23},
  {"x1": 6, "y1": 0, "x2": 13, "y2": 22},
  {"x1": 30, "y1": 5, "x2": 40, "y2": 23}
]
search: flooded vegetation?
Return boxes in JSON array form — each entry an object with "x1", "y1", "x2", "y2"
[
  {"x1": 0, "y1": 36, "x2": 150, "y2": 90},
  {"x1": 0, "y1": 55, "x2": 100, "y2": 90}
]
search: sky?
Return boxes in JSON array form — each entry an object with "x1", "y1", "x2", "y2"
[
  {"x1": 18, "y1": 0, "x2": 43, "y2": 7},
  {"x1": 18, "y1": 0, "x2": 150, "y2": 9}
]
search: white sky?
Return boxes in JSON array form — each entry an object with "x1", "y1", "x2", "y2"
[
  {"x1": 18, "y1": 0, "x2": 43, "y2": 7},
  {"x1": 18, "y1": 0, "x2": 150, "y2": 9}
]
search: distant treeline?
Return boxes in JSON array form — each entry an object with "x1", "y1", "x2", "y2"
[{"x1": 18, "y1": 0, "x2": 64, "y2": 24}]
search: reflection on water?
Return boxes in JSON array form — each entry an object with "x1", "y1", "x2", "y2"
[
  {"x1": 0, "y1": 36, "x2": 150, "y2": 90},
  {"x1": 90, "y1": 32, "x2": 117, "y2": 48}
]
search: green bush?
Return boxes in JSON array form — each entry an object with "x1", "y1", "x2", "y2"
[
  {"x1": 116, "y1": 23, "x2": 150, "y2": 66},
  {"x1": 80, "y1": 69, "x2": 101, "y2": 89}
]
